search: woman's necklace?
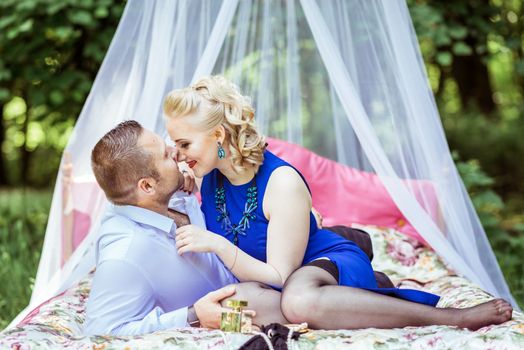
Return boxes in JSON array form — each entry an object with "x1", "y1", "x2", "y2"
[{"x1": 214, "y1": 173, "x2": 257, "y2": 246}]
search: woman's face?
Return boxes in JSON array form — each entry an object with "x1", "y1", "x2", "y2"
[{"x1": 165, "y1": 115, "x2": 221, "y2": 178}]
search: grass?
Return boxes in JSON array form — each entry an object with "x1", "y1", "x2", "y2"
[{"x1": 0, "y1": 188, "x2": 51, "y2": 330}]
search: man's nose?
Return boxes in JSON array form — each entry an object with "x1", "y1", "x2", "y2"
[
  {"x1": 166, "y1": 146, "x2": 177, "y2": 161},
  {"x1": 175, "y1": 149, "x2": 187, "y2": 162}
]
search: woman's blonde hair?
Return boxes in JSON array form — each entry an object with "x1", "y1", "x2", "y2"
[{"x1": 163, "y1": 76, "x2": 266, "y2": 172}]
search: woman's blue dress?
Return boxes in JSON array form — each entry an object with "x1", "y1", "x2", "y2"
[{"x1": 201, "y1": 150, "x2": 440, "y2": 306}]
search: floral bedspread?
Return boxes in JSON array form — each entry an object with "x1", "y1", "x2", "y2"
[{"x1": 1, "y1": 225, "x2": 523, "y2": 349}]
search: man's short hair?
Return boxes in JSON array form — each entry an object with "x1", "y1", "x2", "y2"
[{"x1": 91, "y1": 120, "x2": 159, "y2": 205}]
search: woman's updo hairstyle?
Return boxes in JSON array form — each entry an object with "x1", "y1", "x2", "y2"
[{"x1": 163, "y1": 76, "x2": 266, "y2": 173}]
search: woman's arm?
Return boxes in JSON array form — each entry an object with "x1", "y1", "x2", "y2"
[
  {"x1": 263, "y1": 166, "x2": 311, "y2": 283},
  {"x1": 176, "y1": 228, "x2": 285, "y2": 287},
  {"x1": 175, "y1": 166, "x2": 312, "y2": 288}
]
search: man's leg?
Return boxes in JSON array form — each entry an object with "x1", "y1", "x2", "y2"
[
  {"x1": 326, "y1": 226, "x2": 373, "y2": 260},
  {"x1": 281, "y1": 266, "x2": 512, "y2": 330},
  {"x1": 326, "y1": 226, "x2": 395, "y2": 288},
  {"x1": 224, "y1": 282, "x2": 288, "y2": 326}
]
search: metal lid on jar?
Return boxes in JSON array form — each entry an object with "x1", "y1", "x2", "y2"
[{"x1": 226, "y1": 299, "x2": 248, "y2": 309}]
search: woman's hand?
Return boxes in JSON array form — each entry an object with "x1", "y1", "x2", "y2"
[
  {"x1": 177, "y1": 161, "x2": 196, "y2": 193},
  {"x1": 175, "y1": 225, "x2": 223, "y2": 254},
  {"x1": 180, "y1": 169, "x2": 196, "y2": 194}
]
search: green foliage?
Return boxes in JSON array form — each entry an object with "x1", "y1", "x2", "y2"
[
  {"x1": 455, "y1": 154, "x2": 505, "y2": 234},
  {"x1": 408, "y1": 0, "x2": 497, "y2": 66},
  {"x1": 408, "y1": 1, "x2": 524, "y2": 305},
  {"x1": 0, "y1": 0, "x2": 125, "y2": 186},
  {"x1": 455, "y1": 154, "x2": 524, "y2": 307},
  {"x1": 444, "y1": 110, "x2": 524, "y2": 196},
  {"x1": 0, "y1": 188, "x2": 51, "y2": 330}
]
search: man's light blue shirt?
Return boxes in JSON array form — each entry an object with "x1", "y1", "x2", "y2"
[{"x1": 83, "y1": 198, "x2": 237, "y2": 336}]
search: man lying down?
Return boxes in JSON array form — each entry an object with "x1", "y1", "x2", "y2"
[{"x1": 83, "y1": 121, "x2": 394, "y2": 335}]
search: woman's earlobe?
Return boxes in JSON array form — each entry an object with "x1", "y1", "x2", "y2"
[{"x1": 215, "y1": 125, "x2": 226, "y2": 143}]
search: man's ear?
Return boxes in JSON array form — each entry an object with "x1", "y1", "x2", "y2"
[
  {"x1": 137, "y1": 177, "x2": 157, "y2": 196},
  {"x1": 215, "y1": 125, "x2": 226, "y2": 144}
]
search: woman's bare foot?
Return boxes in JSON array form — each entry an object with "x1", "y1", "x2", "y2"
[{"x1": 451, "y1": 299, "x2": 513, "y2": 330}]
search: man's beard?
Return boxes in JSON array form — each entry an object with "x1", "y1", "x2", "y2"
[{"x1": 155, "y1": 183, "x2": 180, "y2": 207}]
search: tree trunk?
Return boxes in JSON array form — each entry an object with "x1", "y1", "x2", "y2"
[
  {"x1": 451, "y1": 52, "x2": 496, "y2": 114},
  {"x1": 515, "y1": 37, "x2": 524, "y2": 99},
  {"x1": 0, "y1": 103, "x2": 7, "y2": 186},
  {"x1": 20, "y1": 101, "x2": 31, "y2": 186},
  {"x1": 434, "y1": 67, "x2": 447, "y2": 102},
  {"x1": 447, "y1": 1, "x2": 497, "y2": 115}
]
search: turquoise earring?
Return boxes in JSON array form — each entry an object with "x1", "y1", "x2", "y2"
[{"x1": 217, "y1": 142, "x2": 226, "y2": 159}]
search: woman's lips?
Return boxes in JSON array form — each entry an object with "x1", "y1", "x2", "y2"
[{"x1": 187, "y1": 160, "x2": 197, "y2": 169}]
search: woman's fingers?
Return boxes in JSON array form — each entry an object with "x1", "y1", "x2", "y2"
[
  {"x1": 187, "y1": 173, "x2": 195, "y2": 193},
  {"x1": 243, "y1": 310, "x2": 256, "y2": 318},
  {"x1": 175, "y1": 238, "x2": 185, "y2": 249},
  {"x1": 178, "y1": 243, "x2": 197, "y2": 255},
  {"x1": 177, "y1": 245, "x2": 189, "y2": 255},
  {"x1": 175, "y1": 224, "x2": 192, "y2": 235},
  {"x1": 181, "y1": 170, "x2": 196, "y2": 193},
  {"x1": 183, "y1": 171, "x2": 191, "y2": 192},
  {"x1": 175, "y1": 225, "x2": 210, "y2": 254},
  {"x1": 175, "y1": 232, "x2": 193, "y2": 247}
]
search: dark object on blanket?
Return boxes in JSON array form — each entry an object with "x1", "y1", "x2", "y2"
[
  {"x1": 325, "y1": 226, "x2": 395, "y2": 289},
  {"x1": 239, "y1": 323, "x2": 300, "y2": 350},
  {"x1": 325, "y1": 226, "x2": 374, "y2": 260}
]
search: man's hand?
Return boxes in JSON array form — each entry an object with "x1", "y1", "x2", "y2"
[
  {"x1": 175, "y1": 225, "x2": 224, "y2": 255},
  {"x1": 194, "y1": 285, "x2": 256, "y2": 329},
  {"x1": 312, "y1": 207, "x2": 323, "y2": 229},
  {"x1": 194, "y1": 285, "x2": 235, "y2": 329},
  {"x1": 167, "y1": 209, "x2": 190, "y2": 227}
]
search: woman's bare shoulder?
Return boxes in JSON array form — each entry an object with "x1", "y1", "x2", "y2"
[
  {"x1": 267, "y1": 165, "x2": 304, "y2": 187},
  {"x1": 265, "y1": 165, "x2": 310, "y2": 202}
]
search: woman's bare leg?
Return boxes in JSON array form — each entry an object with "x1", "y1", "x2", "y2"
[{"x1": 281, "y1": 266, "x2": 512, "y2": 330}]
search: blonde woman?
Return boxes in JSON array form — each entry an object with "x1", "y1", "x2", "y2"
[{"x1": 163, "y1": 76, "x2": 512, "y2": 330}]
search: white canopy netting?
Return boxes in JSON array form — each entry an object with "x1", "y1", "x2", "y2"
[{"x1": 9, "y1": 0, "x2": 518, "y2": 328}]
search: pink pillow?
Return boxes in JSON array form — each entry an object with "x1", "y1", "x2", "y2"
[
  {"x1": 266, "y1": 137, "x2": 440, "y2": 244},
  {"x1": 61, "y1": 180, "x2": 99, "y2": 264}
]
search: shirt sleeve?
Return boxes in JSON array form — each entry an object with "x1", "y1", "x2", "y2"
[{"x1": 83, "y1": 259, "x2": 189, "y2": 336}]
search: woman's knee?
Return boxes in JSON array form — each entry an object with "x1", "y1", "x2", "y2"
[
  {"x1": 281, "y1": 268, "x2": 333, "y2": 324},
  {"x1": 281, "y1": 286, "x2": 322, "y2": 324}
]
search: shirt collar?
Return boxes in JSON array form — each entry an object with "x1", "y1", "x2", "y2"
[{"x1": 111, "y1": 204, "x2": 176, "y2": 235}]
